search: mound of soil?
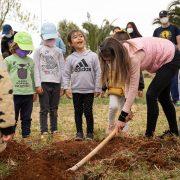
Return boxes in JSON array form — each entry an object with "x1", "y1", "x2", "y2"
[{"x1": 0, "y1": 137, "x2": 179, "y2": 180}]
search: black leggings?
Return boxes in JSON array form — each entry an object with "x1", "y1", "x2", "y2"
[
  {"x1": 146, "y1": 50, "x2": 180, "y2": 136},
  {"x1": 72, "y1": 93, "x2": 94, "y2": 134}
]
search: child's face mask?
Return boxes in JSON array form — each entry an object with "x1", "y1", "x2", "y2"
[
  {"x1": 44, "y1": 39, "x2": 56, "y2": 47},
  {"x1": 15, "y1": 48, "x2": 30, "y2": 58}
]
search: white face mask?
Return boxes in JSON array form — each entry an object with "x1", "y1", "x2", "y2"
[
  {"x1": 5, "y1": 34, "x2": 13, "y2": 38},
  {"x1": 160, "y1": 17, "x2": 169, "y2": 24},
  {"x1": 127, "y1": 28, "x2": 133, "y2": 34}
]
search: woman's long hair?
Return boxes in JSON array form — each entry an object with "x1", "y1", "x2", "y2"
[
  {"x1": 99, "y1": 37, "x2": 131, "y2": 86},
  {"x1": 126, "y1": 22, "x2": 142, "y2": 37}
]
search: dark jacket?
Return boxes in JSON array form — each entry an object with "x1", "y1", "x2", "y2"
[{"x1": 1, "y1": 31, "x2": 17, "y2": 59}]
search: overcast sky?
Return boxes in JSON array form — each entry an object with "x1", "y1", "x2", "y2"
[{"x1": 3, "y1": 0, "x2": 173, "y2": 47}]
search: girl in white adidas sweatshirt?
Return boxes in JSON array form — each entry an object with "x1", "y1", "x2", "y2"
[{"x1": 63, "y1": 30, "x2": 101, "y2": 141}]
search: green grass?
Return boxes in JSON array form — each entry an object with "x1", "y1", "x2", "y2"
[{"x1": 0, "y1": 77, "x2": 180, "y2": 179}]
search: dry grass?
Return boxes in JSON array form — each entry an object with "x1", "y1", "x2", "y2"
[{"x1": 0, "y1": 56, "x2": 180, "y2": 179}]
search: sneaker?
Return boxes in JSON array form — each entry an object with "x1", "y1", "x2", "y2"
[
  {"x1": 159, "y1": 130, "x2": 177, "y2": 139},
  {"x1": 21, "y1": 136, "x2": 32, "y2": 146},
  {"x1": 86, "y1": 133, "x2": 94, "y2": 141},
  {"x1": 41, "y1": 132, "x2": 49, "y2": 142},
  {"x1": 145, "y1": 132, "x2": 154, "y2": 138},
  {"x1": 51, "y1": 131, "x2": 61, "y2": 141},
  {"x1": 75, "y1": 132, "x2": 84, "y2": 141}
]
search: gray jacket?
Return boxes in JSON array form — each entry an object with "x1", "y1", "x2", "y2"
[{"x1": 63, "y1": 50, "x2": 101, "y2": 93}]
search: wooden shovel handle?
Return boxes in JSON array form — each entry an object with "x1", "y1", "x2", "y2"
[{"x1": 68, "y1": 129, "x2": 117, "y2": 171}]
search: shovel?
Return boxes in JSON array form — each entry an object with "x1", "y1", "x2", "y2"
[{"x1": 67, "y1": 128, "x2": 117, "y2": 171}]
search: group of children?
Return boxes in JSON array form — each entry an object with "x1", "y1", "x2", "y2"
[{"x1": 0, "y1": 21, "x2": 179, "y2": 145}]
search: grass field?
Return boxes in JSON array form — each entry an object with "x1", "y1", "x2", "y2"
[{"x1": 0, "y1": 60, "x2": 180, "y2": 179}]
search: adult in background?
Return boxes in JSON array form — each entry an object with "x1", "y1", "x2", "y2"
[
  {"x1": 55, "y1": 32, "x2": 66, "y2": 55},
  {"x1": 153, "y1": 10, "x2": 180, "y2": 106},
  {"x1": 126, "y1": 22, "x2": 142, "y2": 38},
  {"x1": 1, "y1": 24, "x2": 17, "y2": 59}
]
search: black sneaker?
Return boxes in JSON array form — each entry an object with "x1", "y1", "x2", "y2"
[
  {"x1": 86, "y1": 133, "x2": 94, "y2": 141},
  {"x1": 75, "y1": 132, "x2": 84, "y2": 141},
  {"x1": 159, "y1": 130, "x2": 176, "y2": 139}
]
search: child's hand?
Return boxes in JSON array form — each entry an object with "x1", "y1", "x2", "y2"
[
  {"x1": 2, "y1": 134, "x2": 14, "y2": 142},
  {"x1": 94, "y1": 92, "x2": 101, "y2": 98},
  {"x1": 138, "y1": 90, "x2": 143, "y2": 97},
  {"x1": 36, "y1": 87, "x2": 43, "y2": 95},
  {"x1": 65, "y1": 89, "x2": 72, "y2": 99},
  {"x1": 33, "y1": 94, "x2": 37, "y2": 102},
  {"x1": 101, "y1": 92, "x2": 106, "y2": 98},
  {"x1": 60, "y1": 89, "x2": 65, "y2": 97}
]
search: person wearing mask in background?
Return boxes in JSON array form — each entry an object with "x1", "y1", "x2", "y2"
[
  {"x1": 126, "y1": 22, "x2": 142, "y2": 39},
  {"x1": 153, "y1": 10, "x2": 180, "y2": 106},
  {"x1": 55, "y1": 32, "x2": 66, "y2": 55},
  {"x1": 1, "y1": 24, "x2": 17, "y2": 59}
]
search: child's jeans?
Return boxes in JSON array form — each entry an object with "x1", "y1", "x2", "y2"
[
  {"x1": 39, "y1": 82, "x2": 60, "y2": 134},
  {"x1": 13, "y1": 95, "x2": 33, "y2": 138},
  {"x1": 72, "y1": 93, "x2": 94, "y2": 134},
  {"x1": 109, "y1": 95, "x2": 128, "y2": 132}
]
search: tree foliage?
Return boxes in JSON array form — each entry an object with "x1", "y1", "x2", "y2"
[
  {"x1": 82, "y1": 19, "x2": 113, "y2": 52},
  {"x1": 0, "y1": 0, "x2": 37, "y2": 31},
  {"x1": 57, "y1": 19, "x2": 80, "y2": 55},
  {"x1": 153, "y1": 0, "x2": 180, "y2": 27}
]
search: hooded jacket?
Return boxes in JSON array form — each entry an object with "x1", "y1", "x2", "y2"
[{"x1": 63, "y1": 50, "x2": 101, "y2": 93}]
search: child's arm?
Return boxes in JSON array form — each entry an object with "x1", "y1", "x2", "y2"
[
  {"x1": 138, "y1": 71, "x2": 145, "y2": 97},
  {"x1": 93, "y1": 54, "x2": 102, "y2": 94},
  {"x1": 33, "y1": 49, "x2": 43, "y2": 94}
]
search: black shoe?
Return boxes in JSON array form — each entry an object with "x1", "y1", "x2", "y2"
[
  {"x1": 0, "y1": 111, "x2": 5, "y2": 116},
  {"x1": 145, "y1": 131, "x2": 154, "y2": 138},
  {"x1": 86, "y1": 133, "x2": 94, "y2": 141},
  {"x1": 159, "y1": 130, "x2": 177, "y2": 139},
  {"x1": 75, "y1": 132, "x2": 84, "y2": 141}
]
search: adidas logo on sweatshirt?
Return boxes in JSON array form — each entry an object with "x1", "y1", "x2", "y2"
[{"x1": 74, "y1": 59, "x2": 91, "y2": 72}]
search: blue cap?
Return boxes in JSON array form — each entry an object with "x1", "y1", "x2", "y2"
[
  {"x1": 41, "y1": 22, "x2": 58, "y2": 40},
  {"x1": 2, "y1": 24, "x2": 12, "y2": 35}
]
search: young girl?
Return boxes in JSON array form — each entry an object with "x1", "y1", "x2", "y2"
[
  {"x1": 103, "y1": 30, "x2": 144, "y2": 134},
  {"x1": 64, "y1": 30, "x2": 101, "y2": 140},
  {"x1": 5, "y1": 32, "x2": 35, "y2": 142},
  {"x1": 99, "y1": 37, "x2": 179, "y2": 138},
  {"x1": 34, "y1": 22, "x2": 65, "y2": 140}
]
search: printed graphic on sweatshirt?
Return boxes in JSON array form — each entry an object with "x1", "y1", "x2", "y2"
[
  {"x1": 12, "y1": 62, "x2": 32, "y2": 88},
  {"x1": 74, "y1": 59, "x2": 91, "y2": 72},
  {"x1": 160, "y1": 30, "x2": 172, "y2": 40},
  {"x1": 41, "y1": 50, "x2": 59, "y2": 76}
]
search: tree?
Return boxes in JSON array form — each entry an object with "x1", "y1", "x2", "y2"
[
  {"x1": 57, "y1": 20, "x2": 80, "y2": 55},
  {"x1": 153, "y1": 0, "x2": 180, "y2": 27},
  {"x1": 0, "y1": 0, "x2": 37, "y2": 31},
  {"x1": 82, "y1": 19, "x2": 113, "y2": 52}
]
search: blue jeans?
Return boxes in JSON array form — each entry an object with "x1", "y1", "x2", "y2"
[{"x1": 170, "y1": 71, "x2": 179, "y2": 103}]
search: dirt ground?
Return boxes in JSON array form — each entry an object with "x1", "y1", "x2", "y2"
[
  {"x1": 0, "y1": 56, "x2": 180, "y2": 179},
  {"x1": 0, "y1": 136, "x2": 179, "y2": 180}
]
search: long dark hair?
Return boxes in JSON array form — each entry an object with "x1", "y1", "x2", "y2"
[
  {"x1": 126, "y1": 22, "x2": 142, "y2": 37},
  {"x1": 99, "y1": 37, "x2": 131, "y2": 86}
]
